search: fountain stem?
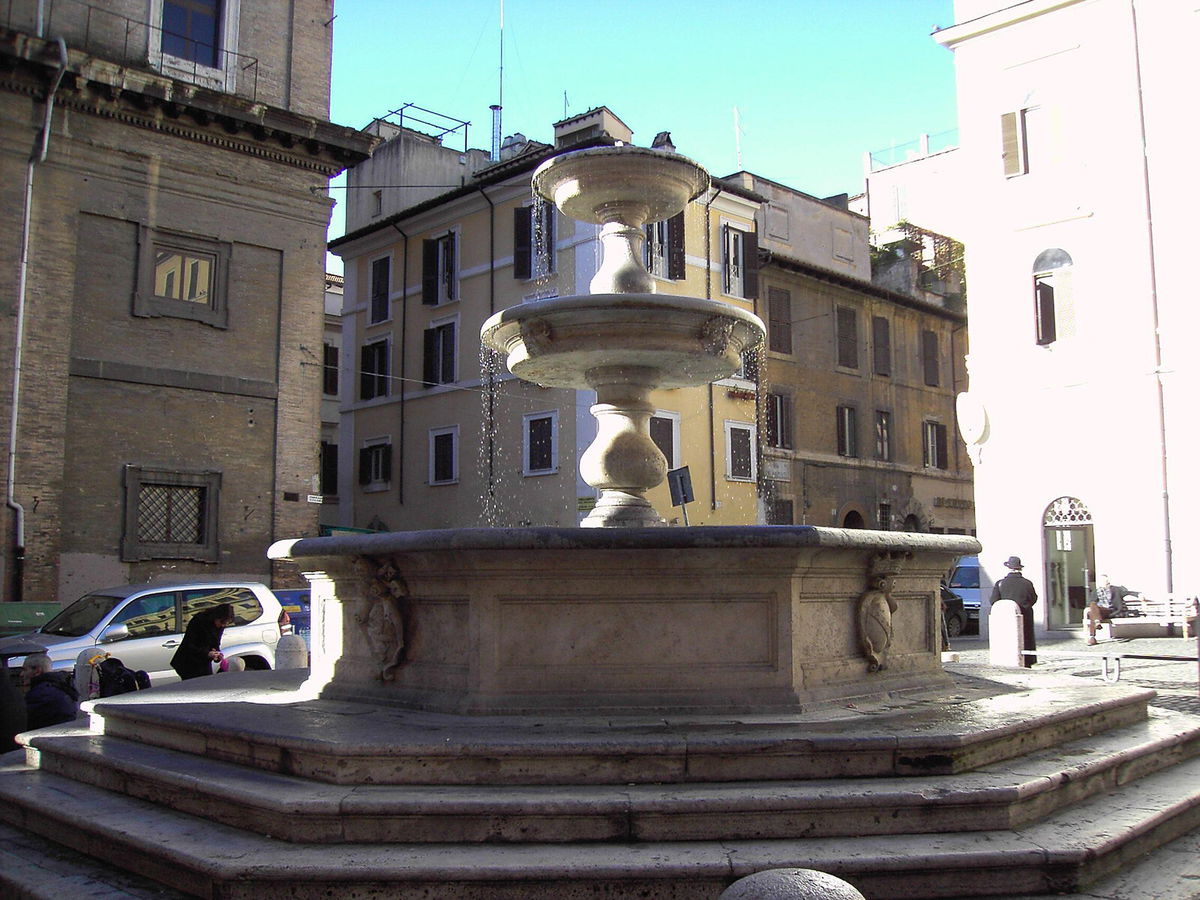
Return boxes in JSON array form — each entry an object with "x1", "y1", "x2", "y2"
[{"x1": 592, "y1": 221, "x2": 655, "y2": 295}]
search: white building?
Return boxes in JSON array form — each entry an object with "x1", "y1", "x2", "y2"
[{"x1": 930, "y1": 0, "x2": 1199, "y2": 630}]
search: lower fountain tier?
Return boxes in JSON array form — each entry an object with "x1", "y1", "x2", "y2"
[
  {"x1": 480, "y1": 293, "x2": 765, "y2": 390},
  {"x1": 270, "y1": 527, "x2": 979, "y2": 715}
]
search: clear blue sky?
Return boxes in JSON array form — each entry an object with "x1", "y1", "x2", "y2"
[{"x1": 327, "y1": 0, "x2": 958, "y2": 269}]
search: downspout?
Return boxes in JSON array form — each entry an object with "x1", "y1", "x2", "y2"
[
  {"x1": 9, "y1": 35, "x2": 68, "y2": 603},
  {"x1": 1130, "y1": 0, "x2": 1173, "y2": 591},
  {"x1": 703, "y1": 186, "x2": 723, "y2": 512},
  {"x1": 390, "y1": 223, "x2": 408, "y2": 505},
  {"x1": 477, "y1": 186, "x2": 497, "y2": 506}
]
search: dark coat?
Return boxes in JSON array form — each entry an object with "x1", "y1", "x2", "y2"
[
  {"x1": 991, "y1": 571, "x2": 1039, "y2": 665},
  {"x1": 170, "y1": 608, "x2": 228, "y2": 680},
  {"x1": 25, "y1": 671, "x2": 78, "y2": 730}
]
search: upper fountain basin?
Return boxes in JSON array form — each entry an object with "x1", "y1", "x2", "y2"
[
  {"x1": 481, "y1": 293, "x2": 764, "y2": 390},
  {"x1": 532, "y1": 146, "x2": 710, "y2": 226}
]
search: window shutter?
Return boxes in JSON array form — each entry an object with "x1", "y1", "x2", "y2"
[
  {"x1": 872, "y1": 316, "x2": 891, "y2": 376},
  {"x1": 422, "y1": 239, "x2": 438, "y2": 304},
  {"x1": 1035, "y1": 277, "x2": 1057, "y2": 345},
  {"x1": 423, "y1": 328, "x2": 438, "y2": 385},
  {"x1": 666, "y1": 211, "x2": 685, "y2": 279},
  {"x1": 721, "y1": 225, "x2": 733, "y2": 294},
  {"x1": 513, "y1": 207, "x2": 533, "y2": 280},
  {"x1": 380, "y1": 444, "x2": 392, "y2": 482},
  {"x1": 742, "y1": 230, "x2": 759, "y2": 300},
  {"x1": 836, "y1": 307, "x2": 857, "y2": 368},
  {"x1": 768, "y1": 288, "x2": 792, "y2": 355},
  {"x1": 358, "y1": 447, "x2": 371, "y2": 485},
  {"x1": 359, "y1": 346, "x2": 373, "y2": 400},
  {"x1": 443, "y1": 233, "x2": 457, "y2": 301},
  {"x1": 440, "y1": 324, "x2": 456, "y2": 383},
  {"x1": 935, "y1": 424, "x2": 949, "y2": 470},
  {"x1": 921, "y1": 330, "x2": 939, "y2": 386},
  {"x1": 1001, "y1": 111, "x2": 1025, "y2": 177}
]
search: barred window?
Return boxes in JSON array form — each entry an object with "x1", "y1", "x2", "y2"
[{"x1": 122, "y1": 467, "x2": 220, "y2": 562}]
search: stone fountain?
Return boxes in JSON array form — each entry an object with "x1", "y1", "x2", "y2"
[
  {"x1": 482, "y1": 145, "x2": 762, "y2": 527},
  {"x1": 10, "y1": 143, "x2": 1194, "y2": 900}
]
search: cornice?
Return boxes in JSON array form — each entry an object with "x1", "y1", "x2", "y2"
[{"x1": 0, "y1": 27, "x2": 377, "y2": 176}]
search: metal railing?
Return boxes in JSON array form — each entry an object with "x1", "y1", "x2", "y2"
[{"x1": 2, "y1": 0, "x2": 259, "y2": 101}]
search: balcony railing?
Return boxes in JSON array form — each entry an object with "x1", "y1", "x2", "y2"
[{"x1": 2, "y1": 0, "x2": 259, "y2": 101}]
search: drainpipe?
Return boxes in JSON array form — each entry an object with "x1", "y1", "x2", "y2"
[
  {"x1": 9, "y1": 35, "x2": 68, "y2": 603},
  {"x1": 703, "y1": 186, "x2": 723, "y2": 512},
  {"x1": 1129, "y1": 0, "x2": 1173, "y2": 592},
  {"x1": 390, "y1": 223, "x2": 408, "y2": 505}
]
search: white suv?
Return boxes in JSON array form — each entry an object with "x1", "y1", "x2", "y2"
[{"x1": 0, "y1": 582, "x2": 284, "y2": 685}]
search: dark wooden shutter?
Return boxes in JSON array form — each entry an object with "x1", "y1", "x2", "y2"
[
  {"x1": 379, "y1": 444, "x2": 392, "y2": 482},
  {"x1": 768, "y1": 289, "x2": 792, "y2": 355},
  {"x1": 872, "y1": 316, "x2": 891, "y2": 376},
  {"x1": 440, "y1": 324, "x2": 455, "y2": 383},
  {"x1": 742, "y1": 230, "x2": 759, "y2": 300},
  {"x1": 513, "y1": 207, "x2": 532, "y2": 280},
  {"x1": 666, "y1": 211, "x2": 685, "y2": 279},
  {"x1": 1035, "y1": 278, "x2": 1057, "y2": 344},
  {"x1": 935, "y1": 424, "x2": 949, "y2": 470},
  {"x1": 422, "y1": 328, "x2": 438, "y2": 385},
  {"x1": 836, "y1": 307, "x2": 857, "y2": 368},
  {"x1": 358, "y1": 447, "x2": 371, "y2": 484},
  {"x1": 359, "y1": 344, "x2": 373, "y2": 400},
  {"x1": 922, "y1": 330, "x2": 939, "y2": 386},
  {"x1": 443, "y1": 233, "x2": 457, "y2": 301},
  {"x1": 422, "y1": 239, "x2": 438, "y2": 304}
]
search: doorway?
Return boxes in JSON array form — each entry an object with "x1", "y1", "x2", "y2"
[{"x1": 1042, "y1": 497, "x2": 1095, "y2": 628}]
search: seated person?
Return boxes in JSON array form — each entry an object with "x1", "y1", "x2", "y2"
[
  {"x1": 1086, "y1": 574, "x2": 1138, "y2": 645},
  {"x1": 21, "y1": 653, "x2": 78, "y2": 730}
]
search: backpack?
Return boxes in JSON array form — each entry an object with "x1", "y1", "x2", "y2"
[{"x1": 96, "y1": 657, "x2": 150, "y2": 698}]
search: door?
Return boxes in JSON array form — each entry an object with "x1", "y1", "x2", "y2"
[
  {"x1": 100, "y1": 591, "x2": 181, "y2": 683},
  {"x1": 1043, "y1": 497, "x2": 1095, "y2": 628}
]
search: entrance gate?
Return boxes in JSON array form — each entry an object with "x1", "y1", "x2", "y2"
[{"x1": 1043, "y1": 497, "x2": 1095, "y2": 628}]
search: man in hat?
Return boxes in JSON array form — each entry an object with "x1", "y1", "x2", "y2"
[{"x1": 990, "y1": 556, "x2": 1038, "y2": 666}]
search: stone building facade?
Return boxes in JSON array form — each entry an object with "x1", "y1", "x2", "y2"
[{"x1": 0, "y1": 0, "x2": 373, "y2": 602}]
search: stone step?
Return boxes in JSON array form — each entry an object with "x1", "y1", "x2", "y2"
[
  {"x1": 19, "y1": 709, "x2": 1200, "y2": 846},
  {"x1": 3, "y1": 748, "x2": 1200, "y2": 899},
  {"x1": 85, "y1": 678, "x2": 1153, "y2": 784}
]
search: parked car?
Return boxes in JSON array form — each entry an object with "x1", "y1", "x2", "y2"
[
  {"x1": 273, "y1": 589, "x2": 310, "y2": 651},
  {"x1": 947, "y1": 556, "x2": 982, "y2": 634},
  {"x1": 941, "y1": 583, "x2": 967, "y2": 638},
  {"x1": 0, "y1": 582, "x2": 285, "y2": 686}
]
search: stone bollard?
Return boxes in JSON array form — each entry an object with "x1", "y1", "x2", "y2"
[
  {"x1": 75, "y1": 648, "x2": 103, "y2": 700},
  {"x1": 720, "y1": 868, "x2": 866, "y2": 900},
  {"x1": 988, "y1": 598, "x2": 1025, "y2": 667},
  {"x1": 275, "y1": 634, "x2": 308, "y2": 670}
]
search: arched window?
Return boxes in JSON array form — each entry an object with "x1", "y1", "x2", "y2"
[{"x1": 1032, "y1": 249, "x2": 1073, "y2": 346}]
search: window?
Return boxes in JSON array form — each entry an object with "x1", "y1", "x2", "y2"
[
  {"x1": 1000, "y1": 108, "x2": 1040, "y2": 177},
  {"x1": 514, "y1": 201, "x2": 557, "y2": 280},
  {"x1": 645, "y1": 211, "x2": 685, "y2": 280},
  {"x1": 836, "y1": 405, "x2": 858, "y2": 458},
  {"x1": 122, "y1": 466, "x2": 220, "y2": 562},
  {"x1": 721, "y1": 225, "x2": 758, "y2": 299},
  {"x1": 358, "y1": 441, "x2": 391, "y2": 488},
  {"x1": 836, "y1": 306, "x2": 858, "y2": 369},
  {"x1": 923, "y1": 421, "x2": 949, "y2": 469},
  {"x1": 1033, "y1": 249, "x2": 1072, "y2": 346},
  {"x1": 767, "y1": 498, "x2": 794, "y2": 525},
  {"x1": 323, "y1": 343, "x2": 339, "y2": 396},
  {"x1": 422, "y1": 232, "x2": 457, "y2": 304},
  {"x1": 112, "y1": 592, "x2": 177, "y2": 638},
  {"x1": 423, "y1": 319, "x2": 456, "y2": 386},
  {"x1": 523, "y1": 411, "x2": 558, "y2": 475},
  {"x1": 320, "y1": 441, "x2": 338, "y2": 497},
  {"x1": 736, "y1": 347, "x2": 760, "y2": 383},
  {"x1": 878, "y1": 502, "x2": 892, "y2": 531},
  {"x1": 150, "y1": 0, "x2": 239, "y2": 91},
  {"x1": 372, "y1": 190, "x2": 383, "y2": 217},
  {"x1": 369, "y1": 256, "x2": 390, "y2": 324},
  {"x1": 725, "y1": 421, "x2": 756, "y2": 482},
  {"x1": 872, "y1": 316, "x2": 891, "y2": 376},
  {"x1": 768, "y1": 288, "x2": 793, "y2": 355},
  {"x1": 161, "y1": 0, "x2": 221, "y2": 67},
  {"x1": 429, "y1": 427, "x2": 458, "y2": 485},
  {"x1": 766, "y1": 392, "x2": 793, "y2": 450},
  {"x1": 134, "y1": 227, "x2": 230, "y2": 327},
  {"x1": 921, "y1": 330, "x2": 940, "y2": 387},
  {"x1": 650, "y1": 412, "x2": 681, "y2": 469},
  {"x1": 182, "y1": 586, "x2": 261, "y2": 628},
  {"x1": 360, "y1": 340, "x2": 389, "y2": 400},
  {"x1": 874, "y1": 410, "x2": 892, "y2": 461}
]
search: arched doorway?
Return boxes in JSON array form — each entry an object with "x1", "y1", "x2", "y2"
[
  {"x1": 1042, "y1": 497, "x2": 1095, "y2": 628},
  {"x1": 902, "y1": 514, "x2": 922, "y2": 533},
  {"x1": 842, "y1": 510, "x2": 865, "y2": 529}
]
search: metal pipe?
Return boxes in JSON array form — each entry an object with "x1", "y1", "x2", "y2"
[{"x1": 9, "y1": 36, "x2": 67, "y2": 603}]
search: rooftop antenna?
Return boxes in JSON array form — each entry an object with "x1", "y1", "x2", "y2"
[{"x1": 491, "y1": 0, "x2": 504, "y2": 161}]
